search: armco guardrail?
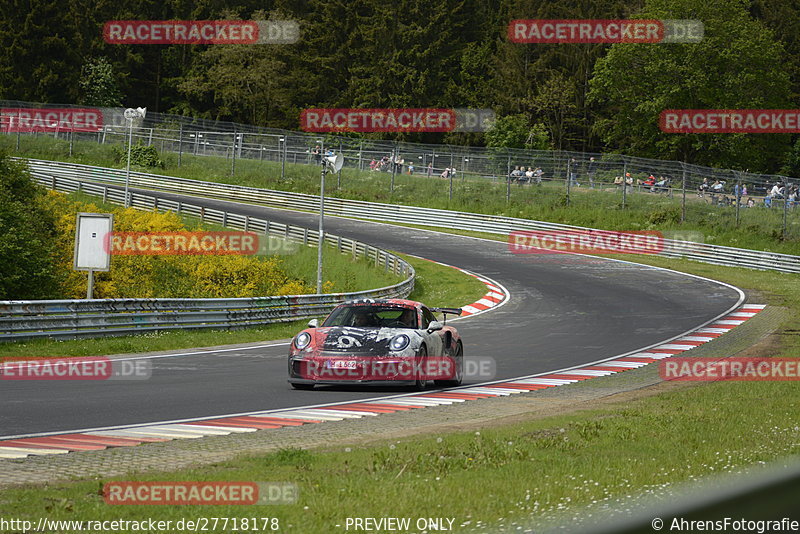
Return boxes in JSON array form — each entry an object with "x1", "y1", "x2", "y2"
[
  {"x1": 22, "y1": 158, "x2": 800, "y2": 274},
  {"x1": 0, "y1": 172, "x2": 414, "y2": 341}
]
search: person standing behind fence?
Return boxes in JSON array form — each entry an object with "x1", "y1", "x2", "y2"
[
  {"x1": 587, "y1": 157, "x2": 597, "y2": 188},
  {"x1": 569, "y1": 158, "x2": 579, "y2": 187},
  {"x1": 427, "y1": 161, "x2": 433, "y2": 177}
]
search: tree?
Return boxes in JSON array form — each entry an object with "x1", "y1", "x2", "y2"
[
  {"x1": 485, "y1": 114, "x2": 550, "y2": 150},
  {"x1": 588, "y1": 0, "x2": 793, "y2": 171},
  {"x1": 489, "y1": 0, "x2": 641, "y2": 151},
  {"x1": 0, "y1": 153, "x2": 61, "y2": 299},
  {"x1": 79, "y1": 57, "x2": 123, "y2": 106}
]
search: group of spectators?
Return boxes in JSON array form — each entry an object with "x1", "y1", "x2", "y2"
[
  {"x1": 697, "y1": 177, "x2": 799, "y2": 208},
  {"x1": 369, "y1": 153, "x2": 451, "y2": 178},
  {"x1": 311, "y1": 145, "x2": 334, "y2": 164},
  {"x1": 509, "y1": 166, "x2": 544, "y2": 184}
]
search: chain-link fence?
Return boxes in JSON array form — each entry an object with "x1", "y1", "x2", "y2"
[{"x1": 2, "y1": 100, "x2": 799, "y2": 241}]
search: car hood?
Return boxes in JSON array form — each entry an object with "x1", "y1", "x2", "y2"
[{"x1": 317, "y1": 326, "x2": 410, "y2": 354}]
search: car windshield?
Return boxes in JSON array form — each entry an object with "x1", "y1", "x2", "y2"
[{"x1": 322, "y1": 305, "x2": 418, "y2": 329}]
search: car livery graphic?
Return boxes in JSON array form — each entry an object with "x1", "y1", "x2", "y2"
[{"x1": 288, "y1": 298, "x2": 463, "y2": 389}]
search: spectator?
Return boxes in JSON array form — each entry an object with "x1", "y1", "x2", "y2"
[
  {"x1": 533, "y1": 167, "x2": 543, "y2": 184},
  {"x1": 369, "y1": 158, "x2": 378, "y2": 171},
  {"x1": 312, "y1": 145, "x2": 321, "y2": 164},
  {"x1": 711, "y1": 180, "x2": 725, "y2": 193},
  {"x1": 614, "y1": 175, "x2": 624, "y2": 188},
  {"x1": 587, "y1": 157, "x2": 597, "y2": 188},
  {"x1": 408, "y1": 163, "x2": 414, "y2": 175},
  {"x1": 427, "y1": 161, "x2": 433, "y2": 177},
  {"x1": 524, "y1": 167, "x2": 534, "y2": 184},
  {"x1": 698, "y1": 177, "x2": 709, "y2": 197},
  {"x1": 654, "y1": 176, "x2": 670, "y2": 193},
  {"x1": 510, "y1": 166, "x2": 522, "y2": 182},
  {"x1": 770, "y1": 182, "x2": 783, "y2": 198},
  {"x1": 742, "y1": 184, "x2": 748, "y2": 196},
  {"x1": 746, "y1": 197, "x2": 755, "y2": 208}
]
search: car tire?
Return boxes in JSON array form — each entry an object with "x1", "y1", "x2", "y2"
[
  {"x1": 435, "y1": 341, "x2": 463, "y2": 387},
  {"x1": 291, "y1": 383, "x2": 315, "y2": 390},
  {"x1": 413, "y1": 345, "x2": 428, "y2": 390}
]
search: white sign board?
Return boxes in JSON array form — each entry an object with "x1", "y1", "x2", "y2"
[{"x1": 74, "y1": 213, "x2": 113, "y2": 271}]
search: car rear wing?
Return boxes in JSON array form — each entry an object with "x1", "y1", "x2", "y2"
[{"x1": 431, "y1": 307, "x2": 462, "y2": 324}]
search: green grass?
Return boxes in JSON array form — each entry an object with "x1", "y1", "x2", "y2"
[
  {"x1": 1, "y1": 351, "x2": 798, "y2": 532},
  {"x1": 5, "y1": 134, "x2": 800, "y2": 254}
]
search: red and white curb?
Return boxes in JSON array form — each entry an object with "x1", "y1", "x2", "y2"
[
  {"x1": 408, "y1": 255, "x2": 510, "y2": 318},
  {"x1": 0, "y1": 304, "x2": 765, "y2": 460},
  {"x1": 458, "y1": 274, "x2": 508, "y2": 317}
]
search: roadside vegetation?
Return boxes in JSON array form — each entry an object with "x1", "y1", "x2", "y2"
[{"x1": 4, "y1": 136, "x2": 799, "y2": 256}]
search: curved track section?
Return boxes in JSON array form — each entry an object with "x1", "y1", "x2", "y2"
[{"x1": 0, "y1": 185, "x2": 743, "y2": 437}]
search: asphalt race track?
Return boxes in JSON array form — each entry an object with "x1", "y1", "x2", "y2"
[{"x1": 0, "y1": 187, "x2": 743, "y2": 437}]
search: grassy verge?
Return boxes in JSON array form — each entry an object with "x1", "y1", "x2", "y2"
[
  {"x1": 1, "y1": 247, "x2": 797, "y2": 531},
  {"x1": 0, "y1": 252, "x2": 487, "y2": 359},
  {"x1": 4, "y1": 134, "x2": 799, "y2": 254}
]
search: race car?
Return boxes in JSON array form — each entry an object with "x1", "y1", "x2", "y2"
[{"x1": 287, "y1": 298, "x2": 463, "y2": 389}]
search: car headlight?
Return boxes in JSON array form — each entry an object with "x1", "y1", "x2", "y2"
[
  {"x1": 389, "y1": 334, "x2": 410, "y2": 351},
  {"x1": 294, "y1": 332, "x2": 311, "y2": 350}
]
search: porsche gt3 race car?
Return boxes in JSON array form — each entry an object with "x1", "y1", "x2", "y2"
[{"x1": 288, "y1": 299, "x2": 463, "y2": 389}]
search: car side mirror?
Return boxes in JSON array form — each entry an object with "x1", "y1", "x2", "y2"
[
  {"x1": 307, "y1": 318, "x2": 319, "y2": 328},
  {"x1": 427, "y1": 321, "x2": 443, "y2": 332}
]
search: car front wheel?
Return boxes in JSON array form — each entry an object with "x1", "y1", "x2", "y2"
[{"x1": 413, "y1": 345, "x2": 428, "y2": 390}]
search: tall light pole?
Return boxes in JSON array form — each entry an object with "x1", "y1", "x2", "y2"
[
  {"x1": 123, "y1": 107, "x2": 146, "y2": 208},
  {"x1": 317, "y1": 153, "x2": 343, "y2": 293}
]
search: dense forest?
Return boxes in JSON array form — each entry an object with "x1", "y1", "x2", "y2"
[{"x1": 3, "y1": 0, "x2": 800, "y2": 173}]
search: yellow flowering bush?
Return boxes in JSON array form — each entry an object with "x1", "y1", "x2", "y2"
[{"x1": 39, "y1": 191, "x2": 314, "y2": 299}]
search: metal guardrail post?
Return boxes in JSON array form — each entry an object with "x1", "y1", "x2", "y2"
[
  {"x1": 390, "y1": 142, "x2": 397, "y2": 193},
  {"x1": 681, "y1": 162, "x2": 687, "y2": 223},
  {"x1": 735, "y1": 170, "x2": 741, "y2": 226},
  {"x1": 783, "y1": 175, "x2": 789, "y2": 239},
  {"x1": 506, "y1": 155, "x2": 511, "y2": 203},
  {"x1": 622, "y1": 159, "x2": 628, "y2": 209},
  {"x1": 178, "y1": 125, "x2": 183, "y2": 167}
]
